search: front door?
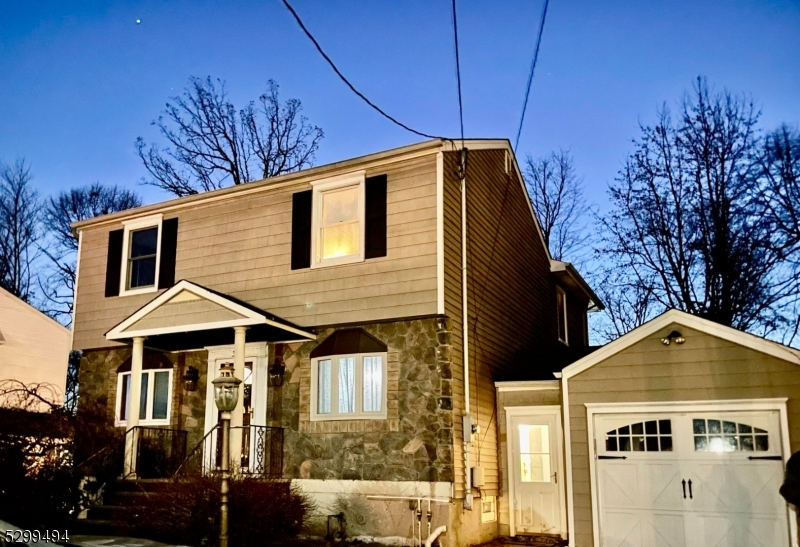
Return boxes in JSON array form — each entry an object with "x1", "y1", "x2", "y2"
[{"x1": 510, "y1": 413, "x2": 563, "y2": 535}]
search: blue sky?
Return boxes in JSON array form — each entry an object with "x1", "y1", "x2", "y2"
[{"x1": 1, "y1": 0, "x2": 798, "y2": 210}]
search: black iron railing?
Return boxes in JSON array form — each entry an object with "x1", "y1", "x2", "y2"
[
  {"x1": 174, "y1": 424, "x2": 283, "y2": 479},
  {"x1": 124, "y1": 426, "x2": 187, "y2": 479}
]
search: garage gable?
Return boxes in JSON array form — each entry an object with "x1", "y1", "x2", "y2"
[{"x1": 562, "y1": 309, "x2": 800, "y2": 381}]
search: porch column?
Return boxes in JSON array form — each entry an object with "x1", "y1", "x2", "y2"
[
  {"x1": 229, "y1": 326, "x2": 248, "y2": 471},
  {"x1": 124, "y1": 336, "x2": 146, "y2": 478}
]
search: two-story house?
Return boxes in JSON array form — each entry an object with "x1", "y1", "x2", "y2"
[{"x1": 71, "y1": 138, "x2": 599, "y2": 546}]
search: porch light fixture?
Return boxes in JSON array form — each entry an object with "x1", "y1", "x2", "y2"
[
  {"x1": 183, "y1": 366, "x2": 199, "y2": 392},
  {"x1": 268, "y1": 360, "x2": 286, "y2": 387},
  {"x1": 661, "y1": 330, "x2": 686, "y2": 346},
  {"x1": 212, "y1": 363, "x2": 242, "y2": 412}
]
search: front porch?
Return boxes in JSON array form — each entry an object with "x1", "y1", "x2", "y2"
[{"x1": 103, "y1": 280, "x2": 316, "y2": 480}]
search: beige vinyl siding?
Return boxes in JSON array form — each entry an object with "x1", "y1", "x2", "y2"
[
  {"x1": 495, "y1": 387, "x2": 561, "y2": 535},
  {"x1": 127, "y1": 298, "x2": 246, "y2": 331},
  {"x1": 443, "y1": 149, "x2": 555, "y2": 500},
  {"x1": 0, "y1": 289, "x2": 71, "y2": 406},
  {"x1": 74, "y1": 155, "x2": 439, "y2": 350},
  {"x1": 567, "y1": 323, "x2": 800, "y2": 547}
]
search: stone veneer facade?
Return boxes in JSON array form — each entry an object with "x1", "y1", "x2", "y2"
[
  {"x1": 77, "y1": 316, "x2": 454, "y2": 484},
  {"x1": 280, "y1": 317, "x2": 454, "y2": 482}
]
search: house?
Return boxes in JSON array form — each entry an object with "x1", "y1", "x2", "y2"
[
  {"x1": 0, "y1": 287, "x2": 70, "y2": 408},
  {"x1": 496, "y1": 308, "x2": 800, "y2": 547},
  {"x1": 70, "y1": 138, "x2": 599, "y2": 546}
]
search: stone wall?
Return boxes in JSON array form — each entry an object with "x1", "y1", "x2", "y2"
[
  {"x1": 280, "y1": 317, "x2": 455, "y2": 483},
  {"x1": 78, "y1": 347, "x2": 207, "y2": 450}
]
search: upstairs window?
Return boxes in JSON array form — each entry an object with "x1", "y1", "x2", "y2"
[
  {"x1": 311, "y1": 172, "x2": 365, "y2": 268},
  {"x1": 118, "y1": 215, "x2": 163, "y2": 296},
  {"x1": 556, "y1": 286, "x2": 568, "y2": 345},
  {"x1": 128, "y1": 227, "x2": 159, "y2": 289}
]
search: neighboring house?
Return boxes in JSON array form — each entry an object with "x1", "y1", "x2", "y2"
[
  {"x1": 70, "y1": 139, "x2": 599, "y2": 546},
  {"x1": 0, "y1": 287, "x2": 70, "y2": 408},
  {"x1": 496, "y1": 309, "x2": 800, "y2": 547}
]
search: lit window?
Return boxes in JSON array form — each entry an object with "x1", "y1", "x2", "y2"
[
  {"x1": 519, "y1": 424, "x2": 552, "y2": 482},
  {"x1": 312, "y1": 353, "x2": 386, "y2": 420},
  {"x1": 605, "y1": 420, "x2": 673, "y2": 452},
  {"x1": 311, "y1": 172, "x2": 365, "y2": 268},
  {"x1": 693, "y1": 419, "x2": 769, "y2": 452},
  {"x1": 556, "y1": 286, "x2": 568, "y2": 344},
  {"x1": 116, "y1": 369, "x2": 172, "y2": 426},
  {"x1": 120, "y1": 214, "x2": 162, "y2": 295}
]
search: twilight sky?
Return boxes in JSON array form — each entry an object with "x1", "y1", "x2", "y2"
[{"x1": 1, "y1": 0, "x2": 798, "y2": 210}]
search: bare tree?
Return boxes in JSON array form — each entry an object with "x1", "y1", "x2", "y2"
[
  {"x1": 596, "y1": 78, "x2": 799, "y2": 340},
  {"x1": 137, "y1": 77, "x2": 323, "y2": 197},
  {"x1": 40, "y1": 183, "x2": 141, "y2": 324},
  {"x1": 759, "y1": 125, "x2": 800, "y2": 254},
  {"x1": 0, "y1": 159, "x2": 41, "y2": 302},
  {"x1": 524, "y1": 150, "x2": 594, "y2": 262}
]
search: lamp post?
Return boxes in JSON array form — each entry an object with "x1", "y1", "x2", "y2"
[{"x1": 212, "y1": 363, "x2": 242, "y2": 547}]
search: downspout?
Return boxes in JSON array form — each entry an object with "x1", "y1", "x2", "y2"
[{"x1": 460, "y1": 147, "x2": 473, "y2": 511}]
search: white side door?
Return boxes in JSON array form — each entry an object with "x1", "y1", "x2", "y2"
[{"x1": 510, "y1": 413, "x2": 563, "y2": 535}]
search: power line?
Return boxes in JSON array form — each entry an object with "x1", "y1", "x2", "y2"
[
  {"x1": 514, "y1": 0, "x2": 550, "y2": 151},
  {"x1": 281, "y1": 0, "x2": 442, "y2": 140},
  {"x1": 451, "y1": 0, "x2": 465, "y2": 144}
]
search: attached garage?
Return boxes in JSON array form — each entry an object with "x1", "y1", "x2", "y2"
[{"x1": 562, "y1": 310, "x2": 800, "y2": 547}]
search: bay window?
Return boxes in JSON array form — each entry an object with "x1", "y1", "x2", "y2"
[{"x1": 312, "y1": 353, "x2": 387, "y2": 420}]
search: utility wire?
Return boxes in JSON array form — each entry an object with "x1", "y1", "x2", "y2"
[
  {"x1": 514, "y1": 0, "x2": 550, "y2": 151},
  {"x1": 451, "y1": 0, "x2": 465, "y2": 144},
  {"x1": 281, "y1": 0, "x2": 442, "y2": 140}
]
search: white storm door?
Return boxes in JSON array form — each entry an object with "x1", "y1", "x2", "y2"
[
  {"x1": 510, "y1": 413, "x2": 563, "y2": 535},
  {"x1": 596, "y1": 414, "x2": 688, "y2": 547},
  {"x1": 681, "y1": 411, "x2": 789, "y2": 547}
]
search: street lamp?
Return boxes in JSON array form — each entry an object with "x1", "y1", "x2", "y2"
[{"x1": 212, "y1": 363, "x2": 242, "y2": 547}]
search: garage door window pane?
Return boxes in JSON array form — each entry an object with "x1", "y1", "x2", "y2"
[
  {"x1": 605, "y1": 420, "x2": 672, "y2": 452},
  {"x1": 693, "y1": 419, "x2": 769, "y2": 452}
]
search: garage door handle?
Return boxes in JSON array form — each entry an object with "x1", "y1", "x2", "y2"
[
  {"x1": 748, "y1": 455, "x2": 782, "y2": 461},
  {"x1": 688, "y1": 479, "x2": 693, "y2": 499},
  {"x1": 682, "y1": 479, "x2": 686, "y2": 499},
  {"x1": 598, "y1": 455, "x2": 627, "y2": 460}
]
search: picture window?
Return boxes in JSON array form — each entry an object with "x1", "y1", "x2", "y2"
[
  {"x1": 312, "y1": 353, "x2": 386, "y2": 420},
  {"x1": 116, "y1": 369, "x2": 173, "y2": 426}
]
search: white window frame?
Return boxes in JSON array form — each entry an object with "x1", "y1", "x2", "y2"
[
  {"x1": 115, "y1": 368, "x2": 173, "y2": 427},
  {"x1": 310, "y1": 352, "x2": 388, "y2": 421},
  {"x1": 119, "y1": 214, "x2": 163, "y2": 296},
  {"x1": 310, "y1": 171, "x2": 366, "y2": 269},
  {"x1": 556, "y1": 286, "x2": 568, "y2": 345}
]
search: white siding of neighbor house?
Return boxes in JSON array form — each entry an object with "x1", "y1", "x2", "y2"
[{"x1": 0, "y1": 288, "x2": 71, "y2": 405}]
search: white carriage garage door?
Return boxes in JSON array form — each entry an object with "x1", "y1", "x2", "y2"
[{"x1": 594, "y1": 410, "x2": 790, "y2": 547}]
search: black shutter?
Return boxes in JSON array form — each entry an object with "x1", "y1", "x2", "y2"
[
  {"x1": 365, "y1": 174, "x2": 387, "y2": 259},
  {"x1": 104, "y1": 229, "x2": 124, "y2": 297},
  {"x1": 291, "y1": 190, "x2": 313, "y2": 270},
  {"x1": 158, "y1": 218, "x2": 179, "y2": 289}
]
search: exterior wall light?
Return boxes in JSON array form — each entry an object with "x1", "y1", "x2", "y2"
[
  {"x1": 661, "y1": 330, "x2": 686, "y2": 346},
  {"x1": 183, "y1": 366, "x2": 200, "y2": 392},
  {"x1": 269, "y1": 360, "x2": 286, "y2": 387}
]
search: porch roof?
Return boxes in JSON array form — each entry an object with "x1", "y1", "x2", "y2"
[{"x1": 105, "y1": 280, "x2": 316, "y2": 351}]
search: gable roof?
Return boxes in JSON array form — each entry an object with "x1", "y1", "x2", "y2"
[
  {"x1": 562, "y1": 309, "x2": 800, "y2": 380},
  {"x1": 106, "y1": 280, "x2": 316, "y2": 348}
]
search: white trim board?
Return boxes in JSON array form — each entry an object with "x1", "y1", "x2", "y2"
[
  {"x1": 495, "y1": 380, "x2": 560, "y2": 392},
  {"x1": 584, "y1": 398, "x2": 795, "y2": 547},
  {"x1": 436, "y1": 151, "x2": 444, "y2": 316},
  {"x1": 561, "y1": 309, "x2": 800, "y2": 381},
  {"x1": 106, "y1": 279, "x2": 316, "y2": 341},
  {"x1": 504, "y1": 405, "x2": 568, "y2": 538}
]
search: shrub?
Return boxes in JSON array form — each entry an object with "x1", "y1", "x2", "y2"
[{"x1": 136, "y1": 475, "x2": 313, "y2": 547}]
